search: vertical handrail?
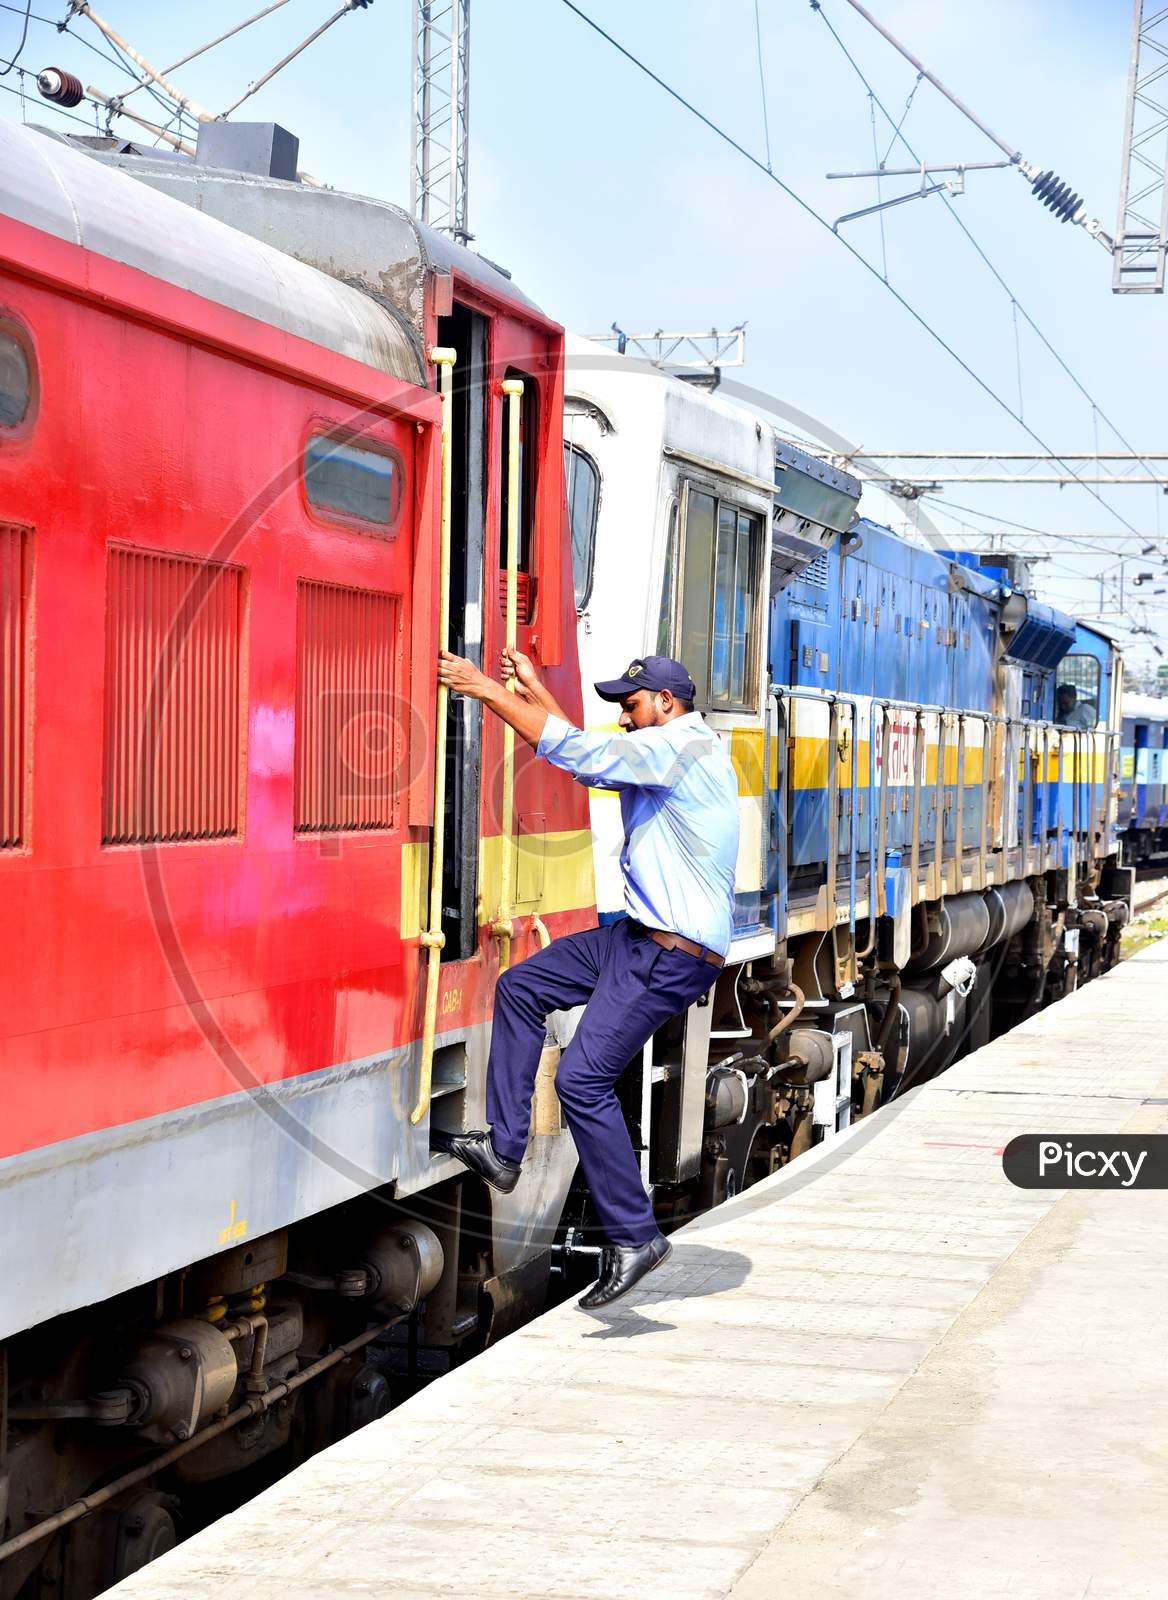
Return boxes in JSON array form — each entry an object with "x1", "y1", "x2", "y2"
[
  {"x1": 954, "y1": 713, "x2": 966, "y2": 890},
  {"x1": 854, "y1": 700, "x2": 882, "y2": 959},
  {"x1": 774, "y1": 692, "x2": 790, "y2": 944},
  {"x1": 826, "y1": 699, "x2": 840, "y2": 921},
  {"x1": 1050, "y1": 724, "x2": 1059, "y2": 867},
  {"x1": 1068, "y1": 732, "x2": 1075, "y2": 883},
  {"x1": 411, "y1": 346, "x2": 457, "y2": 1127},
  {"x1": 933, "y1": 711, "x2": 947, "y2": 898},
  {"x1": 847, "y1": 701, "x2": 858, "y2": 951},
  {"x1": 977, "y1": 714, "x2": 989, "y2": 888},
  {"x1": 988, "y1": 717, "x2": 1004, "y2": 865},
  {"x1": 1081, "y1": 729, "x2": 1094, "y2": 876},
  {"x1": 868, "y1": 700, "x2": 879, "y2": 919},
  {"x1": 1022, "y1": 725, "x2": 1034, "y2": 878},
  {"x1": 1035, "y1": 724, "x2": 1045, "y2": 868},
  {"x1": 490, "y1": 377, "x2": 525, "y2": 974},
  {"x1": 910, "y1": 708, "x2": 924, "y2": 896},
  {"x1": 877, "y1": 705, "x2": 891, "y2": 918}
]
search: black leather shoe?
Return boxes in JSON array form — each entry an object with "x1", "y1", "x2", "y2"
[
  {"x1": 431, "y1": 1129, "x2": 521, "y2": 1194},
  {"x1": 578, "y1": 1235, "x2": 672, "y2": 1309}
]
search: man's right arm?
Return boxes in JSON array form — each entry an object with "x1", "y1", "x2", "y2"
[{"x1": 537, "y1": 715, "x2": 693, "y2": 790}]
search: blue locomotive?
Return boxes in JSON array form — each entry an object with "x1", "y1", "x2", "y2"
[{"x1": 567, "y1": 344, "x2": 1131, "y2": 1204}]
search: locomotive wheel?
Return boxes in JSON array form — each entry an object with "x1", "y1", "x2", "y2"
[
  {"x1": 104, "y1": 1494, "x2": 178, "y2": 1588},
  {"x1": 701, "y1": 1122, "x2": 771, "y2": 1209}
]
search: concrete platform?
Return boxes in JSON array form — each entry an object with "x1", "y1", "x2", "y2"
[{"x1": 108, "y1": 944, "x2": 1168, "y2": 1600}]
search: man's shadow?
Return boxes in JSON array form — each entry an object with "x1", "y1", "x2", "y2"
[{"x1": 578, "y1": 1240, "x2": 752, "y2": 1338}]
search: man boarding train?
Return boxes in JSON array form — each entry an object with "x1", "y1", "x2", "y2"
[{"x1": 434, "y1": 648, "x2": 740, "y2": 1308}]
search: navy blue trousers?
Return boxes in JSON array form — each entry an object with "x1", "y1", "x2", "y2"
[{"x1": 486, "y1": 920, "x2": 718, "y2": 1246}]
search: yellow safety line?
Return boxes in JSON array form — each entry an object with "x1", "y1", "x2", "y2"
[{"x1": 410, "y1": 346, "x2": 457, "y2": 1128}]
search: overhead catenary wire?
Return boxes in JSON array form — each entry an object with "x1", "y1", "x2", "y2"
[
  {"x1": 867, "y1": 90, "x2": 887, "y2": 280},
  {"x1": 557, "y1": 0, "x2": 1150, "y2": 553},
  {"x1": 0, "y1": 0, "x2": 30, "y2": 76},
  {"x1": 752, "y1": 0, "x2": 773, "y2": 172},
  {"x1": 926, "y1": 494, "x2": 1153, "y2": 549},
  {"x1": 812, "y1": 1, "x2": 1164, "y2": 502},
  {"x1": 218, "y1": 0, "x2": 371, "y2": 120},
  {"x1": 811, "y1": 2, "x2": 1164, "y2": 644},
  {"x1": 116, "y1": 0, "x2": 294, "y2": 106},
  {"x1": 880, "y1": 68, "x2": 922, "y2": 166},
  {"x1": 66, "y1": 1, "x2": 216, "y2": 123},
  {"x1": 0, "y1": 57, "x2": 197, "y2": 148},
  {"x1": 0, "y1": 1, "x2": 199, "y2": 134},
  {"x1": 0, "y1": 65, "x2": 94, "y2": 127},
  {"x1": 922, "y1": 495, "x2": 1154, "y2": 563}
]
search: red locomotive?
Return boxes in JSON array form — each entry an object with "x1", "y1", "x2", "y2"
[{"x1": 0, "y1": 118, "x2": 595, "y2": 1595}]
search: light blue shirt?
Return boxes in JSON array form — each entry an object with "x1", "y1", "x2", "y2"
[{"x1": 536, "y1": 711, "x2": 740, "y2": 956}]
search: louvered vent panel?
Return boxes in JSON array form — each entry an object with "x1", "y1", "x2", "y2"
[
  {"x1": 0, "y1": 524, "x2": 30, "y2": 849},
  {"x1": 296, "y1": 580, "x2": 399, "y2": 832},
  {"x1": 801, "y1": 553, "x2": 830, "y2": 591},
  {"x1": 103, "y1": 548, "x2": 242, "y2": 845}
]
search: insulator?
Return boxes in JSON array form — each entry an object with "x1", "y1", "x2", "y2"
[
  {"x1": 37, "y1": 67, "x2": 85, "y2": 108},
  {"x1": 1030, "y1": 169, "x2": 1082, "y2": 225}
]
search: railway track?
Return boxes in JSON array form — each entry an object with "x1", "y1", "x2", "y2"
[{"x1": 1133, "y1": 869, "x2": 1168, "y2": 918}]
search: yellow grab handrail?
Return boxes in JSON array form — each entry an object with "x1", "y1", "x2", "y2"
[
  {"x1": 410, "y1": 346, "x2": 457, "y2": 1127},
  {"x1": 490, "y1": 378, "x2": 524, "y2": 974}
]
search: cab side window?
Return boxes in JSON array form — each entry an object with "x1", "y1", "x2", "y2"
[
  {"x1": 656, "y1": 500, "x2": 678, "y2": 656},
  {"x1": 0, "y1": 326, "x2": 32, "y2": 429},
  {"x1": 563, "y1": 442, "x2": 599, "y2": 611},
  {"x1": 675, "y1": 485, "x2": 763, "y2": 712},
  {"x1": 1057, "y1": 653, "x2": 1101, "y2": 727}
]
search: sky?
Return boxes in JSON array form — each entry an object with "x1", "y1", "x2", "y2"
[{"x1": 3, "y1": 0, "x2": 1165, "y2": 674}]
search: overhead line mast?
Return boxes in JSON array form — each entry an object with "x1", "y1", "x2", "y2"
[
  {"x1": 1113, "y1": 0, "x2": 1168, "y2": 292},
  {"x1": 411, "y1": 0, "x2": 471, "y2": 242}
]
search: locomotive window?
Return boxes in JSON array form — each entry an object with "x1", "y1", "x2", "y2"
[
  {"x1": 657, "y1": 500, "x2": 678, "y2": 655},
  {"x1": 304, "y1": 435, "x2": 399, "y2": 530},
  {"x1": 1056, "y1": 653, "x2": 1101, "y2": 727},
  {"x1": 563, "y1": 442, "x2": 599, "y2": 610},
  {"x1": 0, "y1": 330, "x2": 31, "y2": 428},
  {"x1": 678, "y1": 486, "x2": 763, "y2": 712}
]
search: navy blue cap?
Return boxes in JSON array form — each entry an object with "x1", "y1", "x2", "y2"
[{"x1": 594, "y1": 654, "x2": 698, "y2": 704}]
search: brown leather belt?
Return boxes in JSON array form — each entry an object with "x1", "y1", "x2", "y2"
[{"x1": 630, "y1": 921, "x2": 724, "y2": 969}]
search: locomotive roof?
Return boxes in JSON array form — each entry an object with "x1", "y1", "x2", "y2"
[
  {"x1": 43, "y1": 128, "x2": 547, "y2": 350},
  {"x1": 1123, "y1": 692, "x2": 1168, "y2": 721},
  {"x1": 1, "y1": 121, "x2": 425, "y2": 385}
]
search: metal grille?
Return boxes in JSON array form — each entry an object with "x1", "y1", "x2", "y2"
[
  {"x1": 801, "y1": 552, "x2": 830, "y2": 591},
  {"x1": 103, "y1": 548, "x2": 242, "y2": 845},
  {"x1": 0, "y1": 524, "x2": 30, "y2": 848},
  {"x1": 295, "y1": 580, "x2": 400, "y2": 833}
]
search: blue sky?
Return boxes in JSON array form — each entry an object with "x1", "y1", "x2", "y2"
[{"x1": 3, "y1": 0, "x2": 1165, "y2": 670}]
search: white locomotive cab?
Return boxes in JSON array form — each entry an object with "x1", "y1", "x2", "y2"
[{"x1": 563, "y1": 333, "x2": 775, "y2": 956}]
